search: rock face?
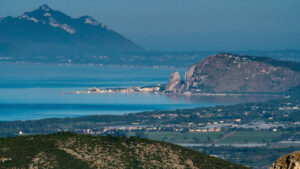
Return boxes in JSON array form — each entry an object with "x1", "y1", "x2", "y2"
[
  {"x1": 271, "y1": 151, "x2": 300, "y2": 169},
  {"x1": 170, "y1": 53, "x2": 300, "y2": 93},
  {"x1": 0, "y1": 4, "x2": 144, "y2": 58},
  {"x1": 165, "y1": 72, "x2": 181, "y2": 92}
]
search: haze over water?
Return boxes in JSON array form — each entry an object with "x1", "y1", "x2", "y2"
[{"x1": 0, "y1": 63, "x2": 278, "y2": 121}]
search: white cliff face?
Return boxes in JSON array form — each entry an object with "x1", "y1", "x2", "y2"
[
  {"x1": 44, "y1": 12, "x2": 51, "y2": 17},
  {"x1": 83, "y1": 16, "x2": 108, "y2": 29},
  {"x1": 165, "y1": 72, "x2": 181, "y2": 92},
  {"x1": 84, "y1": 17, "x2": 99, "y2": 26},
  {"x1": 49, "y1": 17, "x2": 76, "y2": 34},
  {"x1": 19, "y1": 14, "x2": 39, "y2": 23}
]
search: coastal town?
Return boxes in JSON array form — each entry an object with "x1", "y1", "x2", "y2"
[
  {"x1": 76, "y1": 119, "x2": 286, "y2": 136},
  {"x1": 15, "y1": 94, "x2": 300, "y2": 145},
  {"x1": 63, "y1": 86, "x2": 162, "y2": 94}
]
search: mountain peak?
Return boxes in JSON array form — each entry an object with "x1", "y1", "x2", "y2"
[
  {"x1": 0, "y1": 4, "x2": 145, "y2": 55},
  {"x1": 19, "y1": 4, "x2": 55, "y2": 20},
  {"x1": 38, "y1": 4, "x2": 52, "y2": 11}
]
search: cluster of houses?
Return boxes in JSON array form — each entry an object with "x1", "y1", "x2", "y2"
[
  {"x1": 189, "y1": 127, "x2": 222, "y2": 133},
  {"x1": 66, "y1": 86, "x2": 162, "y2": 94},
  {"x1": 87, "y1": 87, "x2": 161, "y2": 94}
]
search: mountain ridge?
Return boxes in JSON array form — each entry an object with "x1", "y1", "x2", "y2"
[{"x1": 0, "y1": 133, "x2": 248, "y2": 169}]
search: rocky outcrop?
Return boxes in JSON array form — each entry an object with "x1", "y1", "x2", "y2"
[
  {"x1": 271, "y1": 151, "x2": 300, "y2": 169},
  {"x1": 165, "y1": 72, "x2": 181, "y2": 92},
  {"x1": 184, "y1": 65, "x2": 196, "y2": 91},
  {"x1": 170, "y1": 53, "x2": 300, "y2": 93}
]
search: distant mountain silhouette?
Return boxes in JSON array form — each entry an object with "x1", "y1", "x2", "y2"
[{"x1": 0, "y1": 4, "x2": 144, "y2": 57}]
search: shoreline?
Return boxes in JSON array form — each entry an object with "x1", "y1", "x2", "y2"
[{"x1": 61, "y1": 87, "x2": 284, "y2": 97}]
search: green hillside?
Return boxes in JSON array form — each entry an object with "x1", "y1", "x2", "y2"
[{"x1": 0, "y1": 133, "x2": 248, "y2": 169}]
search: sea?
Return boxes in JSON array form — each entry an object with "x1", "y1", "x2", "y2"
[{"x1": 0, "y1": 63, "x2": 278, "y2": 121}]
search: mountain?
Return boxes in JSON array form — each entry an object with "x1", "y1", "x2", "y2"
[
  {"x1": 0, "y1": 133, "x2": 248, "y2": 169},
  {"x1": 0, "y1": 4, "x2": 144, "y2": 58},
  {"x1": 166, "y1": 53, "x2": 300, "y2": 94},
  {"x1": 271, "y1": 151, "x2": 300, "y2": 169}
]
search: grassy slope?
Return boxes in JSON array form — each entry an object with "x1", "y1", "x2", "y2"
[{"x1": 0, "y1": 133, "x2": 248, "y2": 169}]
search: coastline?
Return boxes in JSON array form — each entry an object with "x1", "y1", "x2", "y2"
[{"x1": 61, "y1": 86, "x2": 284, "y2": 97}]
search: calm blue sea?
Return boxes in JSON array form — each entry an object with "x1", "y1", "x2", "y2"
[{"x1": 0, "y1": 63, "x2": 277, "y2": 121}]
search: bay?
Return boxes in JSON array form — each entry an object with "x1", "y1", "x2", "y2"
[{"x1": 0, "y1": 63, "x2": 278, "y2": 121}]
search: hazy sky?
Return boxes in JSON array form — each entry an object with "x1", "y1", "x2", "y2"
[{"x1": 0, "y1": 0, "x2": 299, "y2": 51}]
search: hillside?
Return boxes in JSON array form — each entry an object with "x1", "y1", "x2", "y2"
[
  {"x1": 0, "y1": 133, "x2": 248, "y2": 169},
  {"x1": 166, "y1": 53, "x2": 300, "y2": 93},
  {"x1": 0, "y1": 4, "x2": 144, "y2": 58},
  {"x1": 271, "y1": 151, "x2": 300, "y2": 169}
]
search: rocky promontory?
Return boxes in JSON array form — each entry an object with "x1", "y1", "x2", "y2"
[
  {"x1": 166, "y1": 53, "x2": 300, "y2": 94},
  {"x1": 65, "y1": 53, "x2": 300, "y2": 95}
]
